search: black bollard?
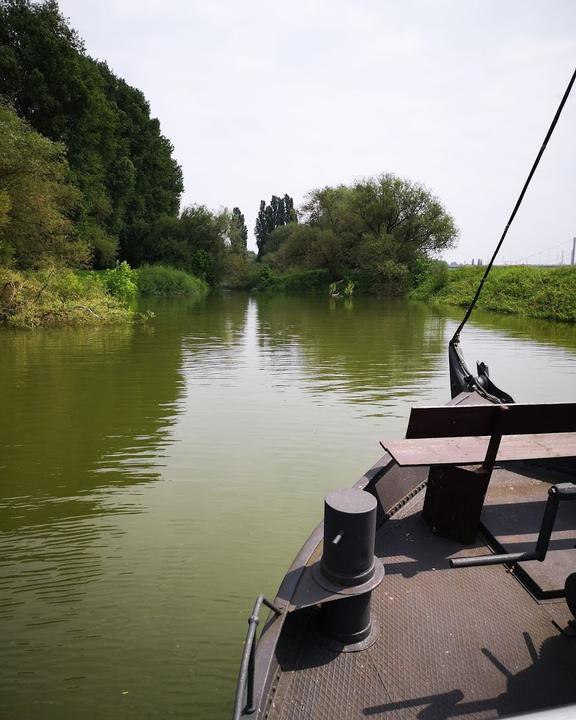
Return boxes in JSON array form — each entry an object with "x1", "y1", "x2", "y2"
[
  {"x1": 321, "y1": 489, "x2": 377, "y2": 586},
  {"x1": 319, "y1": 592, "x2": 373, "y2": 645},
  {"x1": 316, "y1": 488, "x2": 381, "y2": 648}
]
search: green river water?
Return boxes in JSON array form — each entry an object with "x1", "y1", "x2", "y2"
[{"x1": 1, "y1": 293, "x2": 576, "y2": 719}]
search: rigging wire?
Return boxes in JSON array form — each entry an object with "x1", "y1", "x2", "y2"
[{"x1": 450, "y1": 66, "x2": 576, "y2": 346}]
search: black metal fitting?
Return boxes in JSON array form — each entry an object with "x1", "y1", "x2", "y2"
[
  {"x1": 450, "y1": 482, "x2": 576, "y2": 573},
  {"x1": 232, "y1": 595, "x2": 282, "y2": 720},
  {"x1": 315, "y1": 488, "x2": 383, "y2": 650},
  {"x1": 320, "y1": 489, "x2": 377, "y2": 587}
]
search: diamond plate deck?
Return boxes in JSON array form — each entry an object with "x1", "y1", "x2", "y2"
[{"x1": 266, "y1": 472, "x2": 576, "y2": 720}]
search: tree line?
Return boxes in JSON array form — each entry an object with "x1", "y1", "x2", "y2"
[
  {"x1": 0, "y1": 0, "x2": 458, "y2": 294},
  {"x1": 0, "y1": 0, "x2": 249, "y2": 285}
]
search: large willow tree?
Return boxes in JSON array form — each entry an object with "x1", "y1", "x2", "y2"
[{"x1": 268, "y1": 174, "x2": 458, "y2": 293}]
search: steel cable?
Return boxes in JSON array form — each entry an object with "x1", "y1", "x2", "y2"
[{"x1": 451, "y1": 67, "x2": 576, "y2": 345}]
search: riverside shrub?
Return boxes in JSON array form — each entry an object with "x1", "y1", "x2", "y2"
[
  {"x1": 101, "y1": 262, "x2": 138, "y2": 303},
  {"x1": 410, "y1": 260, "x2": 449, "y2": 300},
  {"x1": 0, "y1": 268, "x2": 132, "y2": 328},
  {"x1": 136, "y1": 265, "x2": 209, "y2": 296},
  {"x1": 252, "y1": 268, "x2": 331, "y2": 293}
]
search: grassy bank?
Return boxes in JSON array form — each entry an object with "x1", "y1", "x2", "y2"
[
  {"x1": 0, "y1": 264, "x2": 208, "y2": 329},
  {"x1": 413, "y1": 265, "x2": 576, "y2": 323}
]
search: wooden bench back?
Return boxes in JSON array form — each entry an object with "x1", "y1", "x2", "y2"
[{"x1": 405, "y1": 402, "x2": 576, "y2": 440}]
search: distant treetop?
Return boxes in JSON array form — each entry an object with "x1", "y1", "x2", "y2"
[{"x1": 254, "y1": 194, "x2": 297, "y2": 260}]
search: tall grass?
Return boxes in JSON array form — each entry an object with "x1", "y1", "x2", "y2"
[
  {"x1": 414, "y1": 265, "x2": 576, "y2": 323},
  {"x1": 136, "y1": 264, "x2": 209, "y2": 297}
]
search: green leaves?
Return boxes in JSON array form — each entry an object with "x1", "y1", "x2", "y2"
[
  {"x1": 255, "y1": 194, "x2": 297, "y2": 260},
  {"x1": 228, "y1": 207, "x2": 248, "y2": 254},
  {"x1": 266, "y1": 174, "x2": 458, "y2": 295},
  {"x1": 101, "y1": 261, "x2": 137, "y2": 304},
  {"x1": 0, "y1": 0, "x2": 183, "y2": 269},
  {"x1": 0, "y1": 104, "x2": 88, "y2": 268}
]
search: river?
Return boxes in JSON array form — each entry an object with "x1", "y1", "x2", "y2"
[{"x1": 1, "y1": 293, "x2": 576, "y2": 719}]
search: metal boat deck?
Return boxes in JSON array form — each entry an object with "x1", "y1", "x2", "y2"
[{"x1": 266, "y1": 465, "x2": 576, "y2": 720}]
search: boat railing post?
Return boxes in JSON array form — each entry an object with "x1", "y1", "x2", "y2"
[{"x1": 232, "y1": 595, "x2": 282, "y2": 720}]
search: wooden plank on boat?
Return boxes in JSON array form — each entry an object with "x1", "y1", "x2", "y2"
[
  {"x1": 381, "y1": 432, "x2": 576, "y2": 467},
  {"x1": 405, "y1": 402, "x2": 576, "y2": 439}
]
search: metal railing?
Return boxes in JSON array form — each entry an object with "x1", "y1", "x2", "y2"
[{"x1": 232, "y1": 595, "x2": 282, "y2": 720}]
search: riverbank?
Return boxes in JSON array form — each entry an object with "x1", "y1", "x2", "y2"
[
  {"x1": 413, "y1": 265, "x2": 576, "y2": 323},
  {"x1": 0, "y1": 264, "x2": 208, "y2": 328},
  {"x1": 4, "y1": 263, "x2": 574, "y2": 329},
  {"x1": 228, "y1": 263, "x2": 576, "y2": 323}
]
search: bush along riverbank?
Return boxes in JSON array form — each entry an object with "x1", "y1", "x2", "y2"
[
  {"x1": 248, "y1": 267, "x2": 332, "y2": 294},
  {"x1": 412, "y1": 264, "x2": 576, "y2": 323},
  {"x1": 226, "y1": 263, "x2": 411, "y2": 296},
  {"x1": 136, "y1": 264, "x2": 209, "y2": 297},
  {"x1": 0, "y1": 263, "x2": 208, "y2": 329},
  {"x1": 0, "y1": 266, "x2": 133, "y2": 328}
]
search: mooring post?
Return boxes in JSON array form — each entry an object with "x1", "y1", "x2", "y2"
[{"x1": 318, "y1": 488, "x2": 380, "y2": 647}]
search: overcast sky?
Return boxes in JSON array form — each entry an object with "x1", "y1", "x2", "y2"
[{"x1": 58, "y1": 0, "x2": 576, "y2": 264}]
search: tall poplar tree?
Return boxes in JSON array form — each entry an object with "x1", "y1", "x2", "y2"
[
  {"x1": 228, "y1": 207, "x2": 248, "y2": 254},
  {"x1": 255, "y1": 194, "x2": 297, "y2": 260}
]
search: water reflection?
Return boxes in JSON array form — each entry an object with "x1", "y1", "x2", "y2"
[
  {"x1": 0, "y1": 315, "x2": 189, "y2": 653},
  {"x1": 255, "y1": 295, "x2": 448, "y2": 406},
  {"x1": 0, "y1": 322, "x2": 186, "y2": 531},
  {"x1": 436, "y1": 303, "x2": 576, "y2": 351}
]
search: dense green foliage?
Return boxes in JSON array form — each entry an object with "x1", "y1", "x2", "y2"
[
  {"x1": 0, "y1": 0, "x2": 183, "y2": 268},
  {"x1": 255, "y1": 194, "x2": 297, "y2": 260},
  {"x1": 136, "y1": 264, "x2": 209, "y2": 297},
  {"x1": 0, "y1": 1, "x2": 466, "y2": 305},
  {"x1": 0, "y1": 267, "x2": 133, "y2": 328},
  {"x1": 0, "y1": 0, "x2": 458, "y2": 299},
  {"x1": 140, "y1": 206, "x2": 228, "y2": 284},
  {"x1": 252, "y1": 267, "x2": 330, "y2": 293},
  {"x1": 100, "y1": 261, "x2": 138, "y2": 304},
  {"x1": 414, "y1": 265, "x2": 576, "y2": 322},
  {"x1": 410, "y1": 259, "x2": 450, "y2": 300},
  {"x1": 263, "y1": 175, "x2": 457, "y2": 295},
  {"x1": 0, "y1": 262, "x2": 209, "y2": 328},
  {"x1": 0, "y1": 105, "x2": 88, "y2": 268},
  {"x1": 228, "y1": 207, "x2": 248, "y2": 255}
]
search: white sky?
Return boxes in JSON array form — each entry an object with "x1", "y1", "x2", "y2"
[{"x1": 58, "y1": 0, "x2": 576, "y2": 264}]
